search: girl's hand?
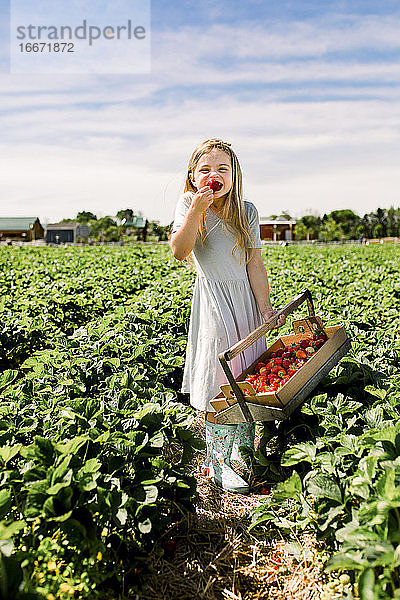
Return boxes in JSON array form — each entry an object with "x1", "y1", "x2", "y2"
[
  {"x1": 192, "y1": 186, "x2": 214, "y2": 214},
  {"x1": 262, "y1": 309, "x2": 286, "y2": 328}
]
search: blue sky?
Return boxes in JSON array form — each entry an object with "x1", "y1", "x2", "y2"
[{"x1": 0, "y1": 0, "x2": 399, "y2": 224}]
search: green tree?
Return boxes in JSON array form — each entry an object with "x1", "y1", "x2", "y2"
[
  {"x1": 329, "y1": 210, "x2": 360, "y2": 239},
  {"x1": 76, "y1": 211, "x2": 97, "y2": 223},
  {"x1": 319, "y1": 217, "x2": 344, "y2": 242},
  {"x1": 387, "y1": 207, "x2": 400, "y2": 237},
  {"x1": 296, "y1": 215, "x2": 321, "y2": 240},
  {"x1": 117, "y1": 209, "x2": 135, "y2": 222},
  {"x1": 294, "y1": 222, "x2": 307, "y2": 240},
  {"x1": 89, "y1": 217, "x2": 117, "y2": 238}
]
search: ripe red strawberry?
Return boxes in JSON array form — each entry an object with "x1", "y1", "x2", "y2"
[
  {"x1": 209, "y1": 179, "x2": 223, "y2": 192},
  {"x1": 165, "y1": 539, "x2": 176, "y2": 553},
  {"x1": 300, "y1": 338, "x2": 312, "y2": 349},
  {"x1": 282, "y1": 359, "x2": 291, "y2": 369},
  {"x1": 315, "y1": 338, "x2": 326, "y2": 349}
]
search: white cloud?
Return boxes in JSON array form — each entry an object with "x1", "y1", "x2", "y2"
[{"x1": 0, "y1": 12, "x2": 399, "y2": 224}]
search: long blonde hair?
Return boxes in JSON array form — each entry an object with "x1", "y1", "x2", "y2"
[{"x1": 184, "y1": 139, "x2": 255, "y2": 263}]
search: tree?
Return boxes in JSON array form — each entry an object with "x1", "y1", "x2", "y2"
[
  {"x1": 89, "y1": 217, "x2": 117, "y2": 238},
  {"x1": 294, "y1": 221, "x2": 307, "y2": 240},
  {"x1": 77, "y1": 211, "x2": 97, "y2": 223},
  {"x1": 329, "y1": 210, "x2": 360, "y2": 238},
  {"x1": 387, "y1": 207, "x2": 400, "y2": 237},
  {"x1": 117, "y1": 209, "x2": 135, "y2": 222},
  {"x1": 319, "y1": 217, "x2": 343, "y2": 242},
  {"x1": 296, "y1": 215, "x2": 321, "y2": 240}
]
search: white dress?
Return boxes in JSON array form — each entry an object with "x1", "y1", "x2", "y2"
[{"x1": 172, "y1": 193, "x2": 266, "y2": 412}]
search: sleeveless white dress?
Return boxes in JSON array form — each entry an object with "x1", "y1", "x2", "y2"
[{"x1": 172, "y1": 193, "x2": 266, "y2": 412}]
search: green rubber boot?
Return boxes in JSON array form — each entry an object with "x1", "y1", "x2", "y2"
[
  {"x1": 230, "y1": 422, "x2": 256, "y2": 468},
  {"x1": 203, "y1": 421, "x2": 249, "y2": 494}
]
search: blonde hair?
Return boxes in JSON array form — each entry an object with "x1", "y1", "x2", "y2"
[{"x1": 184, "y1": 138, "x2": 255, "y2": 263}]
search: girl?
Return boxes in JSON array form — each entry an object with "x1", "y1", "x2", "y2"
[{"x1": 170, "y1": 139, "x2": 285, "y2": 494}]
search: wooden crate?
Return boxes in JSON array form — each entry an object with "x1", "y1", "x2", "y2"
[{"x1": 211, "y1": 296, "x2": 351, "y2": 424}]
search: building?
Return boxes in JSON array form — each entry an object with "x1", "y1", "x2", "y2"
[
  {"x1": 45, "y1": 222, "x2": 90, "y2": 244},
  {"x1": 0, "y1": 217, "x2": 44, "y2": 242},
  {"x1": 259, "y1": 217, "x2": 296, "y2": 241},
  {"x1": 122, "y1": 216, "x2": 148, "y2": 241}
]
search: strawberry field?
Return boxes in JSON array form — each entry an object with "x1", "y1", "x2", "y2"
[{"x1": 0, "y1": 243, "x2": 399, "y2": 599}]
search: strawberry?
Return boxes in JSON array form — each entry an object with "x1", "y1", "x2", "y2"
[
  {"x1": 282, "y1": 359, "x2": 291, "y2": 369},
  {"x1": 275, "y1": 348, "x2": 284, "y2": 357},
  {"x1": 300, "y1": 338, "x2": 312, "y2": 349},
  {"x1": 165, "y1": 539, "x2": 176, "y2": 553},
  {"x1": 315, "y1": 338, "x2": 326, "y2": 349},
  {"x1": 209, "y1": 179, "x2": 223, "y2": 192}
]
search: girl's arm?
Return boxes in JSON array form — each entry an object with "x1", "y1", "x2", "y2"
[
  {"x1": 246, "y1": 249, "x2": 286, "y2": 326},
  {"x1": 170, "y1": 187, "x2": 213, "y2": 261}
]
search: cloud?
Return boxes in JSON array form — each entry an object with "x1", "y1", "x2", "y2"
[{"x1": 0, "y1": 11, "x2": 399, "y2": 224}]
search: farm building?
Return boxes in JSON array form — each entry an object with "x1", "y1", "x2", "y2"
[
  {"x1": 45, "y1": 222, "x2": 90, "y2": 244},
  {"x1": 0, "y1": 217, "x2": 44, "y2": 242},
  {"x1": 259, "y1": 217, "x2": 296, "y2": 241},
  {"x1": 122, "y1": 216, "x2": 148, "y2": 241}
]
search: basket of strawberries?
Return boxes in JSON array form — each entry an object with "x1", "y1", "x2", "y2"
[{"x1": 211, "y1": 289, "x2": 351, "y2": 424}]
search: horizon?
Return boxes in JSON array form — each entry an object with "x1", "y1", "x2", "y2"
[{"x1": 1, "y1": 0, "x2": 399, "y2": 224}]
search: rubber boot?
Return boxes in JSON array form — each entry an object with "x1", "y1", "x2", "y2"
[
  {"x1": 230, "y1": 422, "x2": 256, "y2": 468},
  {"x1": 204, "y1": 421, "x2": 249, "y2": 494}
]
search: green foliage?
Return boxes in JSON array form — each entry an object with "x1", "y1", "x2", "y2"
[
  {"x1": 249, "y1": 244, "x2": 400, "y2": 597},
  {"x1": 0, "y1": 245, "x2": 200, "y2": 598}
]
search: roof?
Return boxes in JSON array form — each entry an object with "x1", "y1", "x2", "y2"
[
  {"x1": 260, "y1": 219, "x2": 296, "y2": 226},
  {"x1": 0, "y1": 217, "x2": 40, "y2": 231},
  {"x1": 46, "y1": 222, "x2": 80, "y2": 230},
  {"x1": 123, "y1": 217, "x2": 147, "y2": 228}
]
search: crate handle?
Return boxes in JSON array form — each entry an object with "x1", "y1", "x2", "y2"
[{"x1": 217, "y1": 288, "x2": 315, "y2": 422}]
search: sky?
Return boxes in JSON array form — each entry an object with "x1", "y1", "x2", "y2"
[{"x1": 0, "y1": 0, "x2": 399, "y2": 225}]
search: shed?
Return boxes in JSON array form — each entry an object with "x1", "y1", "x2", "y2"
[
  {"x1": 0, "y1": 217, "x2": 44, "y2": 242},
  {"x1": 45, "y1": 222, "x2": 90, "y2": 244},
  {"x1": 259, "y1": 217, "x2": 296, "y2": 241},
  {"x1": 122, "y1": 216, "x2": 148, "y2": 241}
]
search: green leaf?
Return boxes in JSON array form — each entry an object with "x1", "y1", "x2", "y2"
[
  {"x1": 0, "y1": 491, "x2": 11, "y2": 520},
  {"x1": 0, "y1": 520, "x2": 26, "y2": 541},
  {"x1": 0, "y1": 370, "x2": 18, "y2": 392},
  {"x1": 307, "y1": 474, "x2": 342, "y2": 503},
  {"x1": 56, "y1": 436, "x2": 88, "y2": 456},
  {"x1": 358, "y1": 568, "x2": 376, "y2": 600},
  {"x1": 365, "y1": 385, "x2": 387, "y2": 400},
  {"x1": 281, "y1": 443, "x2": 316, "y2": 467},
  {"x1": 0, "y1": 445, "x2": 22, "y2": 466},
  {"x1": 50, "y1": 456, "x2": 72, "y2": 486}
]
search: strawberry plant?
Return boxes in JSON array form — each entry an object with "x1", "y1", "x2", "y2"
[{"x1": 249, "y1": 244, "x2": 400, "y2": 598}]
